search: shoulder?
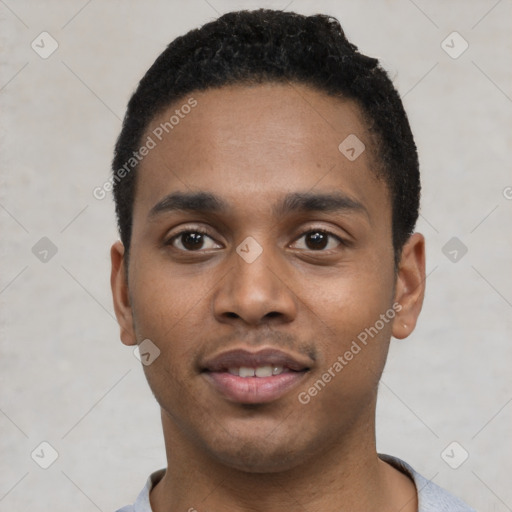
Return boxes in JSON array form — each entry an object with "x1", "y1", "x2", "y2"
[
  {"x1": 114, "y1": 469, "x2": 166, "y2": 512},
  {"x1": 379, "y1": 454, "x2": 476, "y2": 512}
]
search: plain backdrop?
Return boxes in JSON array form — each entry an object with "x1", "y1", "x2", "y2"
[{"x1": 1, "y1": 1, "x2": 511, "y2": 511}]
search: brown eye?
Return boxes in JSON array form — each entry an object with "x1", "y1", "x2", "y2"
[
  {"x1": 305, "y1": 231, "x2": 328, "y2": 250},
  {"x1": 180, "y1": 232, "x2": 205, "y2": 250},
  {"x1": 168, "y1": 230, "x2": 221, "y2": 251},
  {"x1": 292, "y1": 230, "x2": 343, "y2": 251}
]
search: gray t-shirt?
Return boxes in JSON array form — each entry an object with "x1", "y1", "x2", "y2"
[{"x1": 116, "y1": 454, "x2": 475, "y2": 512}]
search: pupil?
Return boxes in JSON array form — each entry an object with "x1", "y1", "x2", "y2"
[
  {"x1": 307, "y1": 231, "x2": 327, "y2": 250},
  {"x1": 182, "y1": 232, "x2": 203, "y2": 250}
]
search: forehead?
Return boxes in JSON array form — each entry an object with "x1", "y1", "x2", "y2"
[{"x1": 132, "y1": 83, "x2": 388, "y2": 225}]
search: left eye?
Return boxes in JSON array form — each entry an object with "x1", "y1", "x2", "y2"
[{"x1": 291, "y1": 230, "x2": 343, "y2": 251}]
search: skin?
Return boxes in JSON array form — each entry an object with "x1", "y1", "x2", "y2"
[{"x1": 111, "y1": 83, "x2": 425, "y2": 512}]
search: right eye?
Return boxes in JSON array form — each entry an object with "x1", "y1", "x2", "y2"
[{"x1": 166, "y1": 229, "x2": 223, "y2": 252}]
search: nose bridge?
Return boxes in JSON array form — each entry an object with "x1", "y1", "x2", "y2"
[
  {"x1": 235, "y1": 238, "x2": 279, "y2": 296},
  {"x1": 213, "y1": 235, "x2": 297, "y2": 325}
]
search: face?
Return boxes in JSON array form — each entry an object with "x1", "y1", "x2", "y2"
[{"x1": 111, "y1": 83, "x2": 425, "y2": 473}]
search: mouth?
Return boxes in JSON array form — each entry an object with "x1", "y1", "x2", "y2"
[{"x1": 201, "y1": 348, "x2": 311, "y2": 404}]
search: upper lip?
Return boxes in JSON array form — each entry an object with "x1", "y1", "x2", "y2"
[{"x1": 201, "y1": 348, "x2": 312, "y2": 372}]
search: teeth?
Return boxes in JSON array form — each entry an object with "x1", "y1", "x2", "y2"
[
  {"x1": 239, "y1": 367, "x2": 255, "y2": 378},
  {"x1": 272, "y1": 365, "x2": 284, "y2": 375},
  {"x1": 255, "y1": 365, "x2": 273, "y2": 377},
  {"x1": 228, "y1": 365, "x2": 286, "y2": 377}
]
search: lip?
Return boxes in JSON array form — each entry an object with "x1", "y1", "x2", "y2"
[{"x1": 201, "y1": 348, "x2": 312, "y2": 404}]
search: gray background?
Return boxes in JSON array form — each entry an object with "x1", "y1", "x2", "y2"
[{"x1": 1, "y1": 0, "x2": 511, "y2": 510}]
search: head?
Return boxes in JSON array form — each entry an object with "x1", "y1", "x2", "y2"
[
  {"x1": 110, "y1": 9, "x2": 425, "y2": 473},
  {"x1": 112, "y1": 9, "x2": 420, "y2": 268}
]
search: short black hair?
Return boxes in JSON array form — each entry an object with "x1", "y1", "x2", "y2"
[{"x1": 112, "y1": 9, "x2": 420, "y2": 267}]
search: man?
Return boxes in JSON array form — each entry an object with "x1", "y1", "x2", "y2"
[{"x1": 110, "y1": 9, "x2": 475, "y2": 512}]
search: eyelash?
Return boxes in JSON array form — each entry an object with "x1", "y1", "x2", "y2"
[
  {"x1": 165, "y1": 226, "x2": 347, "y2": 253},
  {"x1": 166, "y1": 228, "x2": 217, "y2": 251}
]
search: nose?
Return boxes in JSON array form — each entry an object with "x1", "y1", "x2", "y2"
[{"x1": 212, "y1": 240, "x2": 298, "y2": 327}]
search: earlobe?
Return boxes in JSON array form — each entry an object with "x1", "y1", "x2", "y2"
[
  {"x1": 110, "y1": 241, "x2": 137, "y2": 346},
  {"x1": 392, "y1": 233, "x2": 426, "y2": 340}
]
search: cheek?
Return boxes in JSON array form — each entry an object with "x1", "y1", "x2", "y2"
[
  {"x1": 303, "y1": 261, "x2": 395, "y2": 338},
  {"x1": 297, "y1": 262, "x2": 396, "y2": 394},
  {"x1": 129, "y1": 265, "x2": 207, "y2": 417},
  {"x1": 130, "y1": 246, "x2": 206, "y2": 323},
  {"x1": 128, "y1": 258, "x2": 210, "y2": 371}
]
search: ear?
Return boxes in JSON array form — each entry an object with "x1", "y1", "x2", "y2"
[
  {"x1": 110, "y1": 241, "x2": 137, "y2": 346},
  {"x1": 392, "y1": 233, "x2": 426, "y2": 340}
]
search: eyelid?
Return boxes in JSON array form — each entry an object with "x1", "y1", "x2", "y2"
[
  {"x1": 290, "y1": 228, "x2": 348, "y2": 254},
  {"x1": 165, "y1": 225, "x2": 223, "y2": 250},
  {"x1": 290, "y1": 225, "x2": 350, "y2": 247},
  {"x1": 163, "y1": 223, "x2": 350, "y2": 252}
]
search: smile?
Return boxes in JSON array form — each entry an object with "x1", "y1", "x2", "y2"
[
  {"x1": 227, "y1": 365, "x2": 285, "y2": 377},
  {"x1": 201, "y1": 348, "x2": 311, "y2": 404}
]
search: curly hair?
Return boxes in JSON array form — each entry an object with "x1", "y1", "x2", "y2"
[{"x1": 112, "y1": 9, "x2": 420, "y2": 267}]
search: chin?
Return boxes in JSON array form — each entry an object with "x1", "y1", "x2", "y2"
[
  {"x1": 202, "y1": 428, "x2": 315, "y2": 474},
  {"x1": 212, "y1": 446, "x2": 303, "y2": 474}
]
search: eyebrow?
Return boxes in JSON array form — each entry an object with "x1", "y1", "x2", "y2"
[{"x1": 148, "y1": 190, "x2": 369, "y2": 220}]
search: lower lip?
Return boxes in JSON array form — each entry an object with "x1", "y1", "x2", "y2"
[{"x1": 203, "y1": 371, "x2": 307, "y2": 404}]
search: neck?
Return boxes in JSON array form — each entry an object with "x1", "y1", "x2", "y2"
[{"x1": 150, "y1": 408, "x2": 417, "y2": 512}]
